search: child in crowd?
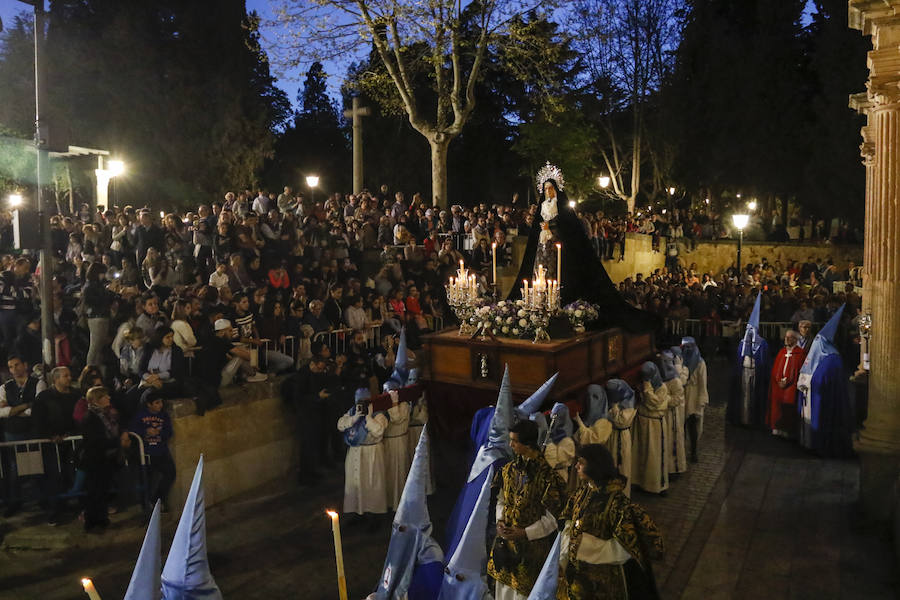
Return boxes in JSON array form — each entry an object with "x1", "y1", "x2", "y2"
[{"x1": 130, "y1": 393, "x2": 175, "y2": 511}]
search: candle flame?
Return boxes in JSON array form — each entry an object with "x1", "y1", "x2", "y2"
[
  {"x1": 81, "y1": 578, "x2": 92, "y2": 588},
  {"x1": 326, "y1": 510, "x2": 338, "y2": 519},
  {"x1": 556, "y1": 243, "x2": 561, "y2": 248}
]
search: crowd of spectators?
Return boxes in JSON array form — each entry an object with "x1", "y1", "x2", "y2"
[{"x1": 0, "y1": 182, "x2": 865, "y2": 527}]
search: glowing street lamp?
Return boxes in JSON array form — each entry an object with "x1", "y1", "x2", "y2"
[
  {"x1": 306, "y1": 175, "x2": 320, "y2": 203},
  {"x1": 732, "y1": 213, "x2": 749, "y2": 275},
  {"x1": 568, "y1": 200, "x2": 577, "y2": 208},
  {"x1": 108, "y1": 160, "x2": 125, "y2": 177},
  {"x1": 598, "y1": 175, "x2": 610, "y2": 189},
  {"x1": 748, "y1": 200, "x2": 757, "y2": 211},
  {"x1": 8, "y1": 194, "x2": 23, "y2": 207}
]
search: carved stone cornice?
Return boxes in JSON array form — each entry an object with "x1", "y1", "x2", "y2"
[{"x1": 850, "y1": 1, "x2": 900, "y2": 36}]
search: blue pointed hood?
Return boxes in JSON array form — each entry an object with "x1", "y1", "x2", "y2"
[
  {"x1": 548, "y1": 403, "x2": 573, "y2": 444},
  {"x1": 741, "y1": 293, "x2": 764, "y2": 357},
  {"x1": 124, "y1": 500, "x2": 162, "y2": 600},
  {"x1": 513, "y1": 373, "x2": 559, "y2": 422},
  {"x1": 373, "y1": 429, "x2": 444, "y2": 599},
  {"x1": 438, "y1": 465, "x2": 493, "y2": 600},
  {"x1": 801, "y1": 304, "x2": 845, "y2": 377},
  {"x1": 161, "y1": 456, "x2": 222, "y2": 600},
  {"x1": 660, "y1": 350, "x2": 678, "y2": 382},
  {"x1": 606, "y1": 379, "x2": 636, "y2": 410},
  {"x1": 641, "y1": 361, "x2": 663, "y2": 390},
  {"x1": 680, "y1": 337, "x2": 701, "y2": 375},
  {"x1": 394, "y1": 428, "x2": 432, "y2": 530},
  {"x1": 467, "y1": 365, "x2": 513, "y2": 482},
  {"x1": 526, "y1": 532, "x2": 562, "y2": 600},
  {"x1": 585, "y1": 384, "x2": 609, "y2": 426},
  {"x1": 390, "y1": 328, "x2": 410, "y2": 386}
]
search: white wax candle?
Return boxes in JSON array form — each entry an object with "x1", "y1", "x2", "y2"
[
  {"x1": 81, "y1": 578, "x2": 101, "y2": 600},
  {"x1": 556, "y1": 243, "x2": 562, "y2": 286},
  {"x1": 492, "y1": 242, "x2": 497, "y2": 284},
  {"x1": 326, "y1": 511, "x2": 349, "y2": 600}
]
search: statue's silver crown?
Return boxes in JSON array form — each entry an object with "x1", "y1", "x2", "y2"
[{"x1": 536, "y1": 162, "x2": 565, "y2": 194}]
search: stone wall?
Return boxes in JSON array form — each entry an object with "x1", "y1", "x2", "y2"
[
  {"x1": 683, "y1": 240, "x2": 864, "y2": 276},
  {"x1": 167, "y1": 380, "x2": 297, "y2": 510}
]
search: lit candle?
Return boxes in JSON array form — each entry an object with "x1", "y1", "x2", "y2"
[
  {"x1": 326, "y1": 510, "x2": 349, "y2": 600},
  {"x1": 491, "y1": 242, "x2": 497, "y2": 285},
  {"x1": 81, "y1": 578, "x2": 102, "y2": 600},
  {"x1": 159, "y1": 210, "x2": 165, "y2": 220},
  {"x1": 556, "y1": 243, "x2": 562, "y2": 288}
]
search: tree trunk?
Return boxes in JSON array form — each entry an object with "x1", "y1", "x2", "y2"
[
  {"x1": 628, "y1": 126, "x2": 641, "y2": 215},
  {"x1": 429, "y1": 135, "x2": 451, "y2": 208}
]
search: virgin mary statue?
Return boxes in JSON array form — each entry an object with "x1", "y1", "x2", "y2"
[{"x1": 510, "y1": 163, "x2": 659, "y2": 333}]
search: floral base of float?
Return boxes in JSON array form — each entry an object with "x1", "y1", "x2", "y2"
[{"x1": 453, "y1": 299, "x2": 600, "y2": 343}]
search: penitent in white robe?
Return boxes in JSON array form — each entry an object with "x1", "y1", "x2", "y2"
[
  {"x1": 664, "y1": 374, "x2": 688, "y2": 475},
  {"x1": 544, "y1": 436, "x2": 576, "y2": 486},
  {"x1": 632, "y1": 381, "x2": 670, "y2": 494},
  {"x1": 337, "y1": 411, "x2": 389, "y2": 515},
  {"x1": 607, "y1": 405, "x2": 636, "y2": 497},
  {"x1": 383, "y1": 399, "x2": 410, "y2": 511},
  {"x1": 684, "y1": 359, "x2": 709, "y2": 439},
  {"x1": 407, "y1": 393, "x2": 434, "y2": 495}
]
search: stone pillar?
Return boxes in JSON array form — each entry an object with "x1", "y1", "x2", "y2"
[
  {"x1": 850, "y1": 1, "x2": 900, "y2": 525},
  {"x1": 343, "y1": 97, "x2": 371, "y2": 194}
]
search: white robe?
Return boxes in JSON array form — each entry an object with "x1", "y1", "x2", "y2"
[
  {"x1": 632, "y1": 381, "x2": 670, "y2": 494},
  {"x1": 383, "y1": 400, "x2": 410, "y2": 511},
  {"x1": 684, "y1": 359, "x2": 710, "y2": 439},
  {"x1": 337, "y1": 412, "x2": 389, "y2": 514},
  {"x1": 407, "y1": 394, "x2": 434, "y2": 495},
  {"x1": 664, "y1": 375, "x2": 688, "y2": 474},
  {"x1": 607, "y1": 405, "x2": 636, "y2": 497},
  {"x1": 543, "y1": 436, "x2": 576, "y2": 485}
]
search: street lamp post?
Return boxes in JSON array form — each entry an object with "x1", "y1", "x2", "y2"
[
  {"x1": 17, "y1": 0, "x2": 55, "y2": 366},
  {"x1": 732, "y1": 214, "x2": 749, "y2": 277},
  {"x1": 306, "y1": 175, "x2": 319, "y2": 204}
]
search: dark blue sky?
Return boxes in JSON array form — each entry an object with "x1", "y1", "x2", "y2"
[{"x1": 1, "y1": 0, "x2": 820, "y2": 111}]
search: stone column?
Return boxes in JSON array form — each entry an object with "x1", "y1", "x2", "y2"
[
  {"x1": 343, "y1": 97, "x2": 371, "y2": 194},
  {"x1": 850, "y1": 1, "x2": 900, "y2": 525}
]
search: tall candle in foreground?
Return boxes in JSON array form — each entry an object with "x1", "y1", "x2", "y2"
[
  {"x1": 556, "y1": 243, "x2": 562, "y2": 288},
  {"x1": 326, "y1": 510, "x2": 349, "y2": 600},
  {"x1": 81, "y1": 578, "x2": 101, "y2": 600}
]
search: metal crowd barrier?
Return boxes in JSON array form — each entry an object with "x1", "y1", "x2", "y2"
[
  {"x1": 0, "y1": 433, "x2": 149, "y2": 477},
  {"x1": 664, "y1": 319, "x2": 823, "y2": 342}
]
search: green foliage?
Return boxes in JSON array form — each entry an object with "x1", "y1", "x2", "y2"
[
  {"x1": 0, "y1": 1, "x2": 290, "y2": 209},
  {"x1": 515, "y1": 108, "x2": 599, "y2": 199}
]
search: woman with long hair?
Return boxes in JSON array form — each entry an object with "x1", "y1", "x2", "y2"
[
  {"x1": 169, "y1": 300, "x2": 197, "y2": 352},
  {"x1": 559, "y1": 444, "x2": 664, "y2": 599},
  {"x1": 83, "y1": 262, "x2": 115, "y2": 369}
]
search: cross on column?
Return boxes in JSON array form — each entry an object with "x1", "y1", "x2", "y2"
[{"x1": 343, "y1": 96, "x2": 371, "y2": 194}]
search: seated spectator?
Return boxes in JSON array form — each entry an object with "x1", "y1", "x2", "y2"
[
  {"x1": 304, "y1": 299, "x2": 332, "y2": 334},
  {"x1": 208, "y1": 261, "x2": 230, "y2": 290},
  {"x1": 118, "y1": 327, "x2": 146, "y2": 388},
  {"x1": 135, "y1": 294, "x2": 170, "y2": 335},
  {"x1": 137, "y1": 328, "x2": 186, "y2": 402},
  {"x1": 203, "y1": 319, "x2": 266, "y2": 387},
  {"x1": 169, "y1": 300, "x2": 198, "y2": 352}
]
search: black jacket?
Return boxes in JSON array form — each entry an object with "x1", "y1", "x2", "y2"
[{"x1": 138, "y1": 344, "x2": 186, "y2": 382}]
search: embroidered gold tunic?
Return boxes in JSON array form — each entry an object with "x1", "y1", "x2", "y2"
[
  {"x1": 559, "y1": 479, "x2": 664, "y2": 600},
  {"x1": 487, "y1": 454, "x2": 567, "y2": 593}
]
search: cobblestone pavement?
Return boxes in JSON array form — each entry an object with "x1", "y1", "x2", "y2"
[{"x1": 0, "y1": 358, "x2": 896, "y2": 599}]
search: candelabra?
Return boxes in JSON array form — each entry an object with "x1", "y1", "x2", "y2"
[
  {"x1": 520, "y1": 264, "x2": 561, "y2": 343},
  {"x1": 446, "y1": 261, "x2": 480, "y2": 336}
]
